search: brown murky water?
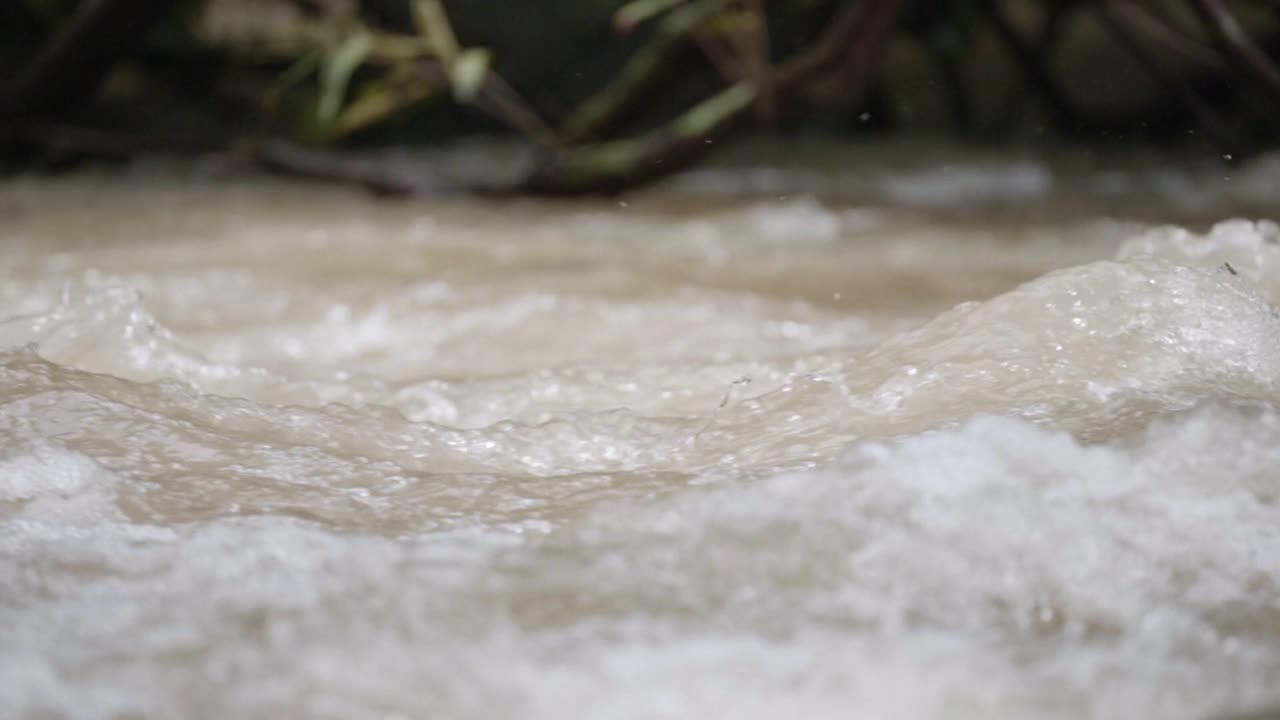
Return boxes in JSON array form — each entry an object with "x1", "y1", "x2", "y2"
[{"x1": 3, "y1": 146, "x2": 1280, "y2": 719}]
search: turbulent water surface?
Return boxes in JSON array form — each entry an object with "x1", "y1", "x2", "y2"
[{"x1": 3, "y1": 150, "x2": 1280, "y2": 719}]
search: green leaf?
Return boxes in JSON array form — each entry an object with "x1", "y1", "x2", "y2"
[
  {"x1": 411, "y1": 0, "x2": 460, "y2": 62},
  {"x1": 331, "y1": 74, "x2": 439, "y2": 138},
  {"x1": 613, "y1": 0, "x2": 685, "y2": 33},
  {"x1": 449, "y1": 48, "x2": 491, "y2": 103},
  {"x1": 372, "y1": 33, "x2": 435, "y2": 62},
  {"x1": 317, "y1": 31, "x2": 373, "y2": 127},
  {"x1": 276, "y1": 50, "x2": 322, "y2": 92}
]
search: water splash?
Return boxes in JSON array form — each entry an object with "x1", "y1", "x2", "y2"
[{"x1": 2, "y1": 178, "x2": 1279, "y2": 719}]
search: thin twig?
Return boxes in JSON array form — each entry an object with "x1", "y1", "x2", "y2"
[
  {"x1": 250, "y1": 140, "x2": 437, "y2": 195},
  {"x1": 831, "y1": 0, "x2": 908, "y2": 107},
  {"x1": 1099, "y1": 1, "x2": 1242, "y2": 154},
  {"x1": 976, "y1": 0, "x2": 1082, "y2": 135},
  {"x1": 476, "y1": 71, "x2": 561, "y2": 149},
  {"x1": 517, "y1": 0, "x2": 911, "y2": 195},
  {"x1": 775, "y1": 1, "x2": 868, "y2": 86},
  {"x1": 740, "y1": 0, "x2": 777, "y2": 126},
  {"x1": 1109, "y1": 0, "x2": 1224, "y2": 69},
  {"x1": 1188, "y1": 0, "x2": 1280, "y2": 105},
  {"x1": 692, "y1": 24, "x2": 746, "y2": 84},
  {"x1": 410, "y1": 59, "x2": 560, "y2": 149},
  {"x1": 559, "y1": 0, "x2": 724, "y2": 142}
]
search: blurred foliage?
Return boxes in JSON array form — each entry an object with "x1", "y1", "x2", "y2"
[{"x1": 3, "y1": 0, "x2": 1279, "y2": 193}]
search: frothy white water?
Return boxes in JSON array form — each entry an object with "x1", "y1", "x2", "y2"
[{"x1": 1, "y1": 177, "x2": 1279, "y2": 719}]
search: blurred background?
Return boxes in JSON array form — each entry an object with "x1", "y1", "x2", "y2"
[{"x1": 2, "y1": 0, "x2": 1278, "y2": 195}]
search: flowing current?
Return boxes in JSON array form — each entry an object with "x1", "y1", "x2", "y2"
[{"x1": 3, "y1": 152, "x2": 1280, "y2": 719}]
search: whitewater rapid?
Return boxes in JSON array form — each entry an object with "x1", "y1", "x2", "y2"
[{"x1": 1, "y1": 171, "x2": 1279, "y2": 719}]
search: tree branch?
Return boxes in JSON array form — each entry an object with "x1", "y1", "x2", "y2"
[
  {"x1": 517, "y1": 0, "x2": 911, "y2": 195},
  {"x1": 249, "y1": 140, "x2": 439, "y2": 195},
  {"x1": 1099, "y1": 0, "x2": 1243, "y2": 155},
  {"x1": 559, "y1": 0, "x2": 725, "y2": 143},
  {"x1": 975, "y1": 0, "x2": 1083, "y2": 136},
  {"x1": 1107, "y1": 0, "x2": 1224, "y2": 69},
  {"x1": 1187, "y1": 0, "x2": 1280, "y2": 106}
]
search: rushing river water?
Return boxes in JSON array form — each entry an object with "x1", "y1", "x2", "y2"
[{"x1": 3, "y1": 147, "x2": 1280, "y2": 719}]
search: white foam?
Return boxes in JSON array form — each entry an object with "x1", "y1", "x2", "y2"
[
  {"x1": 3, "y1": 180, "x2": 1280, "y2": 718},
  {"x1": 1, "y1": 408, "x2": 1278, "y2": 719},
  {"x1": 0, "y1": 443, "x2": 111, "y2": 502},
  {"x1": 1118, "y1": 219, "x2": 1280, "y2": 302}
]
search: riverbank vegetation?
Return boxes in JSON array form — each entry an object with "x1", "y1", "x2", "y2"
[{"x1": 2, "y1": 0, "x2": 1278, "y2": 195}]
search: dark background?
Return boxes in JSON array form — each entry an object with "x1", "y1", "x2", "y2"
[{"x1": 3, "y1": 1, "x2": 1278, "y2": 194}]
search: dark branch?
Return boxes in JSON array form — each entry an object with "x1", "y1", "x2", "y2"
[
  {"x1": 517, "y1": 0, "x2": 911, "y2": 195},
  {"x1": 975, "y1": 0, "x2": 1083, "y2": 136},
  {"x1": 249, "y1": 140, "x2": 439, "y2": 196},
  {"x1": 1187, "y1": 0, "x2": 1280, "y2": 106},
  {"x1": 1099, "y1": 0, "x2": 1243, "y2": 155},
  {"x1": 559, "y1": 0, "x2": 724, "y2": 143}
]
